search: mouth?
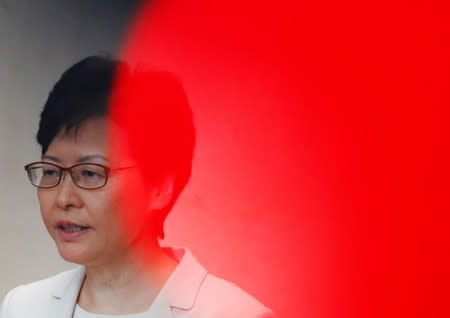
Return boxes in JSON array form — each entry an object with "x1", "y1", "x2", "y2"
[
  {"x1": 56, "y1": 221, "x2": 91, "y2": 232},
  {"x1": 55, "y1": 221, "x2": 92, "y2": 241}
]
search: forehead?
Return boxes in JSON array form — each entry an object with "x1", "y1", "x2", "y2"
[
  {"x1": 45, "y1": 117, "x2": 133, "y2": 164},
  {"x1": 54, "y1": 117, "x2": 107, "y2": 145},
  {"x1": 45, "y1": 117, "x2": 108, "y2": 160}
]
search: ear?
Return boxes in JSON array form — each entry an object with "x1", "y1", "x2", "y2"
[{"x1": 148, "y1": 174, "x2": 175, "y2": 211}]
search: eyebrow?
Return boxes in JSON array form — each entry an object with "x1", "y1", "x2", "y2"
[
  {"x1": 77, "y1": 155, "x2": 109, "y2": 163},
  {"x1": 42, "y1": 154, "x2": 109, "y2": 163},
  {"x1": 42, "y1": 155, "x2": 61, "y2": 163}
]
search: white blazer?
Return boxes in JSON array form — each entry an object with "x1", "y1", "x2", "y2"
[{"x1": 1, "y1": 249, "x2": 275, "y2": 318}]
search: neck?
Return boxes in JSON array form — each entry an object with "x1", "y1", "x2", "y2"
[{"x1": 78, "y1": 234, "x2": 178, "y2": 314}]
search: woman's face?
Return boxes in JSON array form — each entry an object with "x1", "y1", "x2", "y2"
[{"x1": 38, "y1": 117, "x2": 151, "y2": 266}]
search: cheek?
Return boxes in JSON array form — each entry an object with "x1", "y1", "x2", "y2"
[
  {"x1": 110, "y1": 176, "x2": 149, "y2": 236},
  {"x1": 91, "y1": 186, "x2": 138, "y2": 241},
  {"x1": 37, "y1": 190, "x2": 53, "y2": 225},
  {"x1": 88, "y1": 192, "x2": 120, "y2": 228}
]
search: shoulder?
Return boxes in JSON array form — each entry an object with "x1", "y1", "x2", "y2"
[
  {"x1": 190, "y1": 273, "x2": 276, "y2": 318},
  {"x1": 3, "y1": 267, "x2": 80, "y2": 301},
  {"x1": 0, "y1": 267, "x2": 81, "y2": 317},
  {"x1": 169, "y1": 248, "x2": 275, "y2": 317}
]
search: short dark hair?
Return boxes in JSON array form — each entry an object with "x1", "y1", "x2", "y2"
[{"x1": 37, "y1": 55, "x2": 196, "y2": 239}]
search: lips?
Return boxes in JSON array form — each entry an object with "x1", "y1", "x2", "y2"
[
  {"x1": 55, "y1": 220, "x2": 92, "y2": 241},
  {"x1": 56, "y1": 221, "x2": 91, "y2": 231}
]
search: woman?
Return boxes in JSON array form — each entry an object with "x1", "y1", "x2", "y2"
[{"x1": 0, "y1": 56, "x2": 275, "y2": 317}]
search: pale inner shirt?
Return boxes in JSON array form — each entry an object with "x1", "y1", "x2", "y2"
[{"x1": 73, "y1": 304, "x2": 151, "y2": 318}]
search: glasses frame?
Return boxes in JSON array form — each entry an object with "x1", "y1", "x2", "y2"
[{"x1": 24, "y1": 161, "x2": 135, "y2": 190}]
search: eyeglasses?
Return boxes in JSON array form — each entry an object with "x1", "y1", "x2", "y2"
[{"x1": 24, "y1": 162, "x2": 135, "y2": 190}]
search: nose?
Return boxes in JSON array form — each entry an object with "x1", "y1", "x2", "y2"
[{"x1": 55, "y1": 170, "x2": 83, "y2": 210}]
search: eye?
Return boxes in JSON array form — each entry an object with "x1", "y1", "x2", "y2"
[
  {"x1": 82, "y1": 169, "x2": 102, "y2": 178},
  {"x1": 42, "y1": 168, "x2": 60, "y2": 177},
  {"x1": 75, "y1": 165, "x2": 107, "y2": 187}
]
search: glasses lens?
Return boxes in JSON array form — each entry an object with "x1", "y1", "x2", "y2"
[
  {"x1": 27, "y1": 163, "x2": 61, "y2": 188},
  {"x1": 71, "y1": 164, "x2": 107, "y2": 189}
]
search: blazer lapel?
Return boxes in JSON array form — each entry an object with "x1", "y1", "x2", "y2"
[
  {"x1": 158, "y1": 248, "x2": 208, "y2": 313},
  {"x1": 50, "y1": 266, "x2": 86, "y2": 318}
]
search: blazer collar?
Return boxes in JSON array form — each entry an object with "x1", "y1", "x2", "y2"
[
  {"x1": 50, "y1": 265, "x2": 86, "y2": 317},
  {"x1": 51, "y1": 266, "x2": 85, "y2": 300},
  {"x1": 50, "y1": 248, "x2": 207, "y2": 314},
  {"x1": 159, "y1": 248, "x2": 208, "y2": 310}
]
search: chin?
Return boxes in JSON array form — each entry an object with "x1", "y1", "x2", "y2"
[{"x1": 56, "y1": 243, "x2": 95, "y2": 265}]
